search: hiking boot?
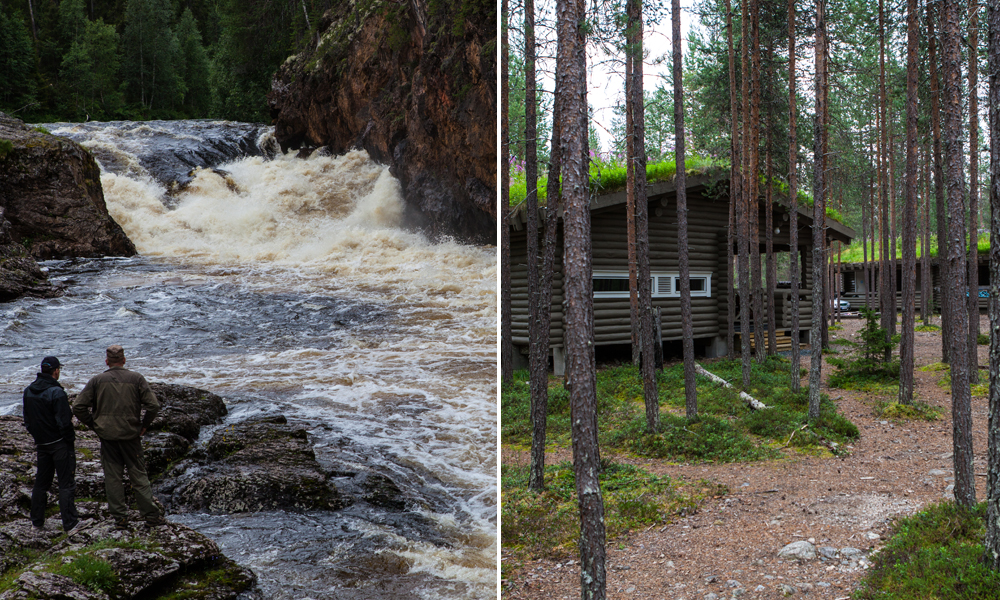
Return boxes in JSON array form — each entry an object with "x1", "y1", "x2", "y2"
[
  {"x1": 113, "y1": 518, "x2": 130, "y2": 530},
  {"x1": 144, "y1": 515, "x2": 168, "y2": 527}
]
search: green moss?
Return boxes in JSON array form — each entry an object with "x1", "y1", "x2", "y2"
[
  {"x1": 0, "y1": 139, "x2": 13, "y2": 159},
  {"x1": 855, "y1": 502, "x2": 1000, "y2": 600},
  {"x1": 874, "y1": 401, "x2": 944, "y2": 421},
  {"x1": 151, "y1": 559, "x2": 255, "y2": 600}
]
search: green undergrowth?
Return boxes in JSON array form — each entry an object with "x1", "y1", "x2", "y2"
[
  {"x1": 928, "y1": 362, "x2": 990, "y2": 397},
  {"x1": 872, "y1": 399, "x2": 944, "y2": 421},
  {"x1": 502, "y1": 356, "x2": 858, "y2": 463},
  {"x1": 828, "y1": 308, "x2": 901, "y2": 395},
  {"x1": 915, "y1": 324, "x2": 941, "y2": 333},
  {"x1": 501, "y1": 460, "x2": 723, "y2": 567},
  {"x1": 56, "y1": 555, "x2": 119, "y2": 594},
  {"x1": 854, "y1": 502, "x2": 1000, "y2": 600},
  {"x1": 978, "y1": 333, "x2": 989, "y2": 346}
]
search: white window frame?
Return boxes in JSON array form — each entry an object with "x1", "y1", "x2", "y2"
[{"x1": 593, "y1": 271, "x2": 712, "y2": 298}]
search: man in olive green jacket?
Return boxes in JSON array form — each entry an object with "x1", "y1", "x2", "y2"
[{"x1": 72, "y1": 344, "x2": 166, "y2": 528}]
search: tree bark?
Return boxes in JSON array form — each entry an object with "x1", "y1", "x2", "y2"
[
  {"x1": 900, "y1": 0, "x2": 918, "y2": 406},
  {"x1": 630, "y1": 0, "x2": 661, "y2": 430},
  {"x1": 750, "y1": 0, "x2": 764, "y2": 363},
  {"x1": 809, "y1": 0, "x2": 827, "y2": 421},
  {"x1": 524, "y1": 0, "x2": 548, "y2": 492},
  {"x1": 674, "y1": 0, "x2": 696, "y2": 418},
  {"x1": 942, "y1": 0, "x2": 976, "y2": 509},
  {"x1": 929, "y1": 1, "x2": 950, "y2": 363},
  {"x1": 969, "y1": 0, "x2": 982, "y2": 369},
  {"x1": 985, "y1": 0, "x2": 1000, "y2": 565},
  {"x1": 739, "y1": 0, "x2": 752, "y2": 387},
  {"x1": 879, "y1": 0, "x2": 892, "y2": 361},
  {"x1": 501, "y1": 0, "x2": 512, "y2": 384},
  {"x1": 626, "y1": 44, "x2": 640, "y2": 366},
  {"x1": 558, "y1": 0, "x2": 606, "y2": 591},
  {"x1": 766, "y1": 143, "x2": 777, "y2": 355},
  {"x1": 788, "y1": 0, "x2": 800, "y2": 391},
  {"x1": 923, "y1": 143, "x2": 933, "y2": 325},
  {"x1": 727, "y1": 0, "x2": 739, "y2": 360}
]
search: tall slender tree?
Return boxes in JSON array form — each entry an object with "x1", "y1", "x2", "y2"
[
  {"x1": 985, "y1": 0, "x2": 1000, "y2": 566},
  {"x1": 727, "y1": 0, "x2": 739, "y2": 360},
  {"x1": 942, "y1": 0, "x2": 976, "y2": 509},
  {"x1": 739, "y1": 0, "x2": 752, "y2": 387},
  {"x1": 969, "y1": 0, "x2": 982, "y2": 369},
  {"x1": 900, "y1": 0, "x2": 918, "y2": 406},
  {"x1": 923, "y1": 144, "x2": 932, "y2": 325},
  {"x1": 878, "y1": 0, "x2": 892, "y2": 360},
  {"x1": 501, "y1": 0, "x2": 512, "y2": 384},
  {"x1": 750, "y1": 0, "x2": 764, "y2": 363},
  {"x1": 788, "y1": 0, "x2": 801, "y2": 391},
  {"x1": 809, "y1": 0, "x2": 827, "y2": 421},
  {"x1": 558, "y1": 0, "x2": 606, "y2": 591},
  {"x1": 626, "y1": 0, "x2": 660, "y2": 431},
  {"x1": 524, "y1": 0, "x2": 549, "y2": 492},
  {"x1": 929, "y1": 0, "x2": 950, "y2": 363},
  {"x1": 674, "y1": 0, "x2": 696, "y2": 417}
]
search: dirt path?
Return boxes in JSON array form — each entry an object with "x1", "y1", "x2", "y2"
[{"x1": 502, "y1": 316, "x2": 992, "y2": 600}]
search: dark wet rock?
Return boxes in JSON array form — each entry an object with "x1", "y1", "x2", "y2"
[
  {"x1": 147, "y1": 382, "x2": 228, "y2": 440},
  {"x1": 268, "y1": 0, "x2": 496, "y2": 244},
  {"x1": 0, "y1": 518, "x2": 257, "y2": 600},
  {"x1": 161, "y1": 415, "x2": 344, "y2": 513},
  {"x1": 143, "y1": 431, "x2": 191, "y2": 480},
  {"x1": 358, "y1": 472, "x2": 407, "y2": 511},
  {"x1": 0, "y1": 417, "x2": 257, "y2": 600},
  {"x1": 39, "y1": 120, "x2": 274, "y2": 192},
  {"x1": 0, "y1": 113, "x2": 135, "y2": 261}
]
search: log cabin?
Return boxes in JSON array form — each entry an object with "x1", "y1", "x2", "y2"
[{"x1": 507, "y1": 172, "x2": 856, "y2": 374}]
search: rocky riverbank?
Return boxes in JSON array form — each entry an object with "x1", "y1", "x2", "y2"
[{"x1": 1, "y1": 382, "x2": 417, "y2": 599}]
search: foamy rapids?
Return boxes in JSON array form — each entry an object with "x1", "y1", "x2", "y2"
[{"x1": 44, "y1": 123, "x2": 497, "y2": 598}]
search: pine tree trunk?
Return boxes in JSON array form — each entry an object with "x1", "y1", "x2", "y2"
[
  {"x1": 809, "y1": 0, "x2": 826, "y2": 421},
  {"x1": 788, "y1": 0, "x2": 800, "y2": 391},
  {"x1": 942, "y1": 0, "x2": 976, "y2": 509},
  {"x1": 626, "y1": 46, "x2": 640, "y2": 366},
  {"x1": 985, "y1": 0, "x2": 1000, "y2": 565},
  {"x1": 674, "y1": 0, "x2": 696, "y2": 418},
  {"x1": 900, "y1": 0, "x2": 918, "y2": 406},
  {"x1": 727, "y1": 0, "x2": 739, "y2": 360},
  {"x1": 558, "y1": 0, "x2": 606, "y2": 589},
  {"x1": 969, "y1": 0, "x2": 981, "y2": 370},
  {"x1": 929, "y1": 2, "x2": 951, "y2": 363},
  {"x1": 501, "y1": 0, "x2": 512, "y2": 383},
  {"x1": 766, "y1": 144, "x2": 777, "y2": 355},
  {"x1": 750, "y1": 0, "x2": 764, "y2": 363},
  {"x1": 631, "y1": 0, "x2": 661, "y2": 429},
  {"x1": 923, "y1": 144, "x2": 933, "y2": 325},
  {"x1": 524, "y1": 0, "x2": 548, "y2": 492},
  {"x1": 879, "y1": 0, "x2": 893, "y2": 361},
  {"x1": 739, "y1": 0, "x2": 752, "y2": 387}
]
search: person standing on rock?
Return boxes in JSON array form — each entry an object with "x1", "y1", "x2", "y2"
[
  {"x1": 23, "y1": 356, "x2": 82, "y2": 532},
  {"x1": 72, "y1": 345, "x2": 167, "y2": 528}
]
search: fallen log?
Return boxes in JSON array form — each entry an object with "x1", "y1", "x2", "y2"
[{"x1": 694, "y1": 363, "x2": 769, "y2": 410}]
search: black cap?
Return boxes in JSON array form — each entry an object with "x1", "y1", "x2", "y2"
[{"x1": 40, "y1": 356, "x2": 61, "y2": 373}]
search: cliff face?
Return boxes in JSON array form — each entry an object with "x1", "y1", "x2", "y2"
[
  {"x1": 0, "y1": 114, "x2": 136, "y2": 260},
  {"x1": 268, "y1": 0, "x2": 496, "y2": 245}
]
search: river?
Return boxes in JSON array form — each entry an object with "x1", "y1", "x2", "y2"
[{"x1": 0, "y1": 121, "x2": 497, "y2": 600}]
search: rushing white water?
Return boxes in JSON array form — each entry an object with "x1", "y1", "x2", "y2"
[{"x1": 1, "y1": 122, "x2": 497, "y2": 599}]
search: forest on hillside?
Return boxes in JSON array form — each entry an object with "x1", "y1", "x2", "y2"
[{"x1": 0, "y1": 0, "x2": 337, "y2": 123}]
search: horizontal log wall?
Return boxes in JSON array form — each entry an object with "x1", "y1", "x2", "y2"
[{"x1": 509, "y1": 189, "x2": 829, "y2": 353}]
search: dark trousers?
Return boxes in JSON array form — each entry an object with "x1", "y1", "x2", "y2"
[
  {"x1": 100, "y1": 436, "x2": 160, "y2": 521},
  {"x1": 31, "y1": 439, "x2": 79, "y2": 531}
]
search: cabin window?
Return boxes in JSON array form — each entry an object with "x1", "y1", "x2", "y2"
[{"x1": 593, "y1": 272, "x2": 712, "y2": 298}]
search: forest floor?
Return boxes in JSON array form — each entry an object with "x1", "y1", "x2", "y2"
[{"x1": 501, "y1": 315, "x2": 992, "y2": 600}]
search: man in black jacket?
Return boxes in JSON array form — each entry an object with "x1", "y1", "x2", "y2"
[{"x1": 23, "y1": 356, "x2": 80, "y2": 532}]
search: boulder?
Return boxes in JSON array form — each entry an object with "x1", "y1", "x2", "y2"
[
  {"x1": 0, "y1": 113, "x2": 135, "y2": 260},
  {"x1": 160, "y1": 415, "x2": 344, "y2": 513},
  {"x1": 0, "y1": 519, "x2": 257, "y2": 600},
  {"x1": 268, "y1": 0, "x2": 496, "y2": 245},
  {"x1": 778, "y1": 540, "x2": 817, "y2": 561},
  {"x1": 147, "y1": 382, "x2": 228, "y2": 440}
]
